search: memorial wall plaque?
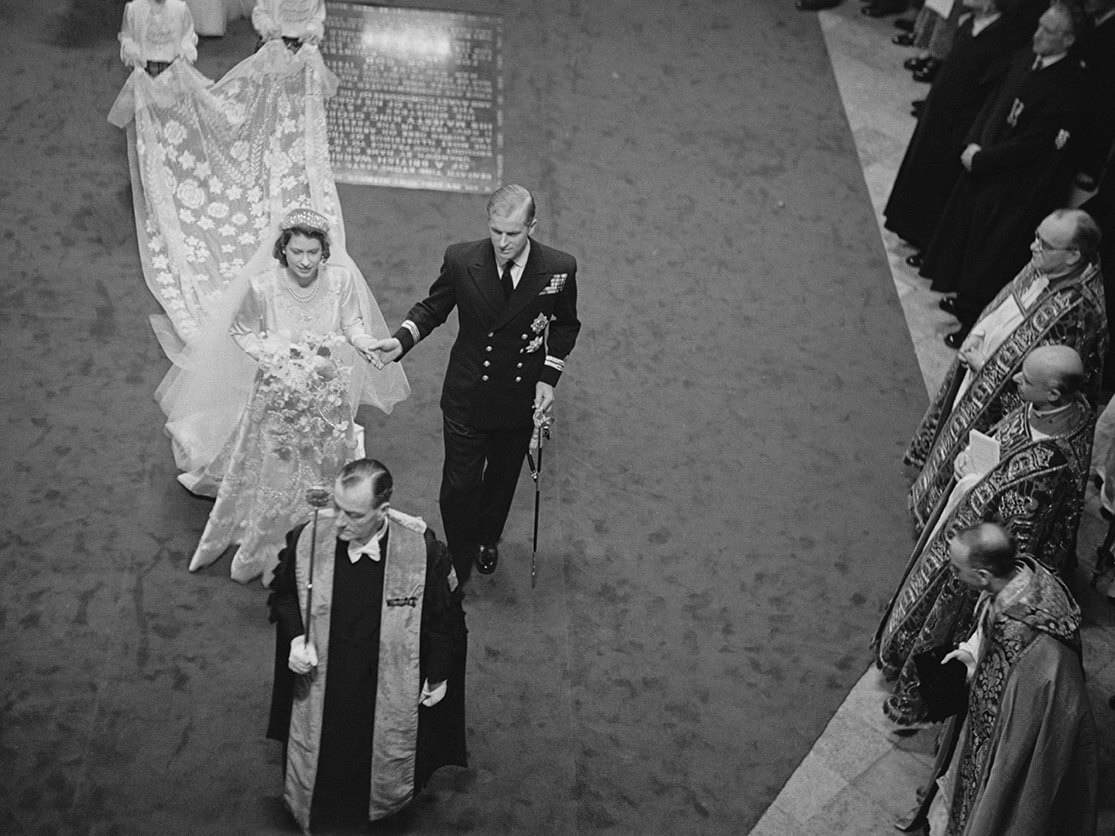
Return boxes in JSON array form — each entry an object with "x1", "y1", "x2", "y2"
[{"x1": 322, "y1": 4, "x2": 503, "y2": 193}]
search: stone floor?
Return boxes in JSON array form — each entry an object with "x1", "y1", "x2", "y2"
[{"x1": 750, "y1": 5, "x2": 1115, "y2": 834}]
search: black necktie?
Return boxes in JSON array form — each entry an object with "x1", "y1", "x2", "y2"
[{"x1": 501, "y1": 261, "x2": 514, "y2": 297}]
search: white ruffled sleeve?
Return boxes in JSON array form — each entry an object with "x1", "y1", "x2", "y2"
[
  {"x1": 251, "y1": 0, "x2": 280, "y2": 39},
  {"x1": 336, "y1": 268, "x2": 373, "y2": 348},
  {"x1": 118, "y1": 3, "x2": 144, "y2": 67},
  {"x1": 178, "y1": 3, "x2": 198, "y2": 62},
  {"x1": 304, "y1": 0, "x2": 325, "y2": 43},
  {"x1": 229, "y1": 281, "x2": 267, "y2": 360}
]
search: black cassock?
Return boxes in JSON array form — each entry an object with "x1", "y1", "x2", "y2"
[
  {"x1": 266, "y1": 525, "x2": 467, "y2": 829},
  {"x1": 918, "y1": 48, "x2": 1085, "y2": 315},
  {"x1": 1073, "y1": 14, "x2": 1115, "y2": 181},
  {"x1": 884, "y1": 13, "x2": 1028, "y2": 250}
]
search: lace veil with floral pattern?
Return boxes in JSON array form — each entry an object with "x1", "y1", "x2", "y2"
[{"x1": 110, "y1": 41, "x2": 409, "y2": 477}]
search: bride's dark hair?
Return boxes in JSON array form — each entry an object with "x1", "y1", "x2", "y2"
[{"x1": 274, "y1": 225, "x2": 330, "y2": 265}]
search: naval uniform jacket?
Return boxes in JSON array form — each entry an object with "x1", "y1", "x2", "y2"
[{"x1": 394, "y1": 237, "x2": 580, "y2": 430}]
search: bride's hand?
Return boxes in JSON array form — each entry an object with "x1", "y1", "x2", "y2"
[{"x1": 351, "y1": 336, "x2": 385, "y2": 369}]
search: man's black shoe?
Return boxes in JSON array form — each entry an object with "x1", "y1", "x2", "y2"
[
  {"x1": 905, "y1": 252, "x2": 924, "y2": 269},
  {"x1": 476, "y1": 543, "x2": 499, "y2": 574},
  {"x1": 862, "y1": 0, "x2": 907, "y2": 17},
  {"x1": 938, "y1": 296, "x2": 959, "y2": 315},
  {"x1": 943, "y1": 329, "x2": 969, "y2": 349},
  {"x1": 797, "y1": 0, "x2": 842, "y2": 10},
  {"x1": 913, "y1": 58, "x2": 941, "y2": 82}
]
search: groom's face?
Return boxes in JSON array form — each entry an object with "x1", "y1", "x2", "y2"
[{"x1": 488, "y1": 203, "x2": 536, "y2": 268}]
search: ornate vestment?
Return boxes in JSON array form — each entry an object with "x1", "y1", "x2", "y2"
[
  {"x1": 877, "y1": 397, "x2": 1092, "y2": 724},
  {"x1": 941, "y1": 559, "x2": 1097, "y2": 835},
  {"x1": 905, "y1": 260, "x2": 1106, "y2": 529}
]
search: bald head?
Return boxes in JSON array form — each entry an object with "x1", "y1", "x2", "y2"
[
  {"x1": 1014, "y1": 345, "x2": 1084, "y2": 406},
  {"x1": 1041, "y1": 208, "x2": 1102, "y2": 260},
  {"x1": 950, "y1": 522, "x2": 1018, "y2": 585}
]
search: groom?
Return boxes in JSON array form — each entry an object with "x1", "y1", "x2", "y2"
[{"x1": 371, "y1": 184, "x2": 581, "y2": 581}]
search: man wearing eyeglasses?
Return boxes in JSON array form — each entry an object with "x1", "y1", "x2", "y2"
[
  {"x1": 905, "y1": 208, "x2": 1107, "y2": 529},
  {"x1": 918, "y1": 1, "x2": 1089, "y2": 337}
]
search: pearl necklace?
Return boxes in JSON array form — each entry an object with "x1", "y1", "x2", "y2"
[{"x1": 283, "y1": 273, "x2": 321, "y2": 303}]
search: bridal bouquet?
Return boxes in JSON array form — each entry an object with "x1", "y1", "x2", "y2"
[{"x1": 257, "y1": 334, "x2": 353, "y2": 461}]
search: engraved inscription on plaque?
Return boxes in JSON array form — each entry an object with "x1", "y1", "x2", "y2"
[{"x1": 323, "y1": 4, "x2": 503, "y2": 193}]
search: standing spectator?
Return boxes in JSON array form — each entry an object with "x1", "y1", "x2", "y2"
[
  {"x1": 886, "y1": 0, "x2": 1030, "y2": 260},
  {"x1": 919, "y1": 2, "x2": 1088, "y2": 343},
  {"x1": 925, "y1": 523, "x2": 1097, "y2": 835},
  {"x1": 906, "y1": 209, "x2": 1106, "y2": 529},
  {"x1": 878, "y1": 346, "x2": 1095, "y2": 724},
  {"x1": 1073, "y1": 0, "x2": 1115, "y2": 189}
]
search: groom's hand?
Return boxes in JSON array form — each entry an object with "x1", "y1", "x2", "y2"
[{"x1": 368, "y1": 337, "x2": 404, "y2": 364}]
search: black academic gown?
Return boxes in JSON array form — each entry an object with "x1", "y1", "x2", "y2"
[
  {"x1": 1073, "y1": 14, "x2": 1115, "y2": 181},
  {"x1": 919, "y1": 48, "x2": 1085, "y2": 306},
  {"x1": 266, "y1": 525, "x2": 468, "y2": 828},
  {"x1": 884, "y1": 13, "x2": 1027, "y2": 250}
]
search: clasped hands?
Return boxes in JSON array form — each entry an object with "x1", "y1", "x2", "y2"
[{"x1": 289, "y1": 637, "x2": 446, "y2": 705}]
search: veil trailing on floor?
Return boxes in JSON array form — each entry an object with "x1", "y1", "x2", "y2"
[{"x1": 110, "y1": 41, "x2": 409, "y2": 481}]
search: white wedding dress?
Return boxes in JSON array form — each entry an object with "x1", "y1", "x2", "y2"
[{"x1": 111, "y1": 39, "x2": 411, "y2": 583}]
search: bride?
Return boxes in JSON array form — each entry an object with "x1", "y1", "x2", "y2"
[{"x1": 159, "y1": 208, "x2": 409, "y2": 584}]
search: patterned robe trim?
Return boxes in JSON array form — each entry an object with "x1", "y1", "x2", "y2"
[
  {"x1": 877, "y1": 402, "x2": 1089, "y2": 724},
  {"x1": 906, "y1": 262, "x2": 1104, "y2": 528},
  {"x1": 948, "y1": 559, "x2": 1082, "y2": 833},
  {"x1": 283, "y1": 511, "x2": 428, "y2": 831}
]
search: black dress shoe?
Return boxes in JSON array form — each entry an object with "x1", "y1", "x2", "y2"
[
  {"x1": 862, "y1": 0, "x2": 907, "y2": 17},
  {"x1": 476, "y1": 543, "x2": 499, "y2": 575},
  {"x1": 903, "y1": 55, "x2": 931, "y2": 71},
  {"x1": 913, "y1": 58, "x2": 941, "y2": 83},
  {"x1": 892, "y1": 32, "x2": 916, "y2": 46},
  {"x1": 905, "y1": 252, "x2": 923, "y2": 268},
  {"x1": 943, "y1": 329, "x2": 969, "y2": 349},
  {"x1": 796, "y1": 0, "x2": 841, "y2": 9},
  {"x1": 938, "y1": 296, "x2": 958, "y2": 314}
]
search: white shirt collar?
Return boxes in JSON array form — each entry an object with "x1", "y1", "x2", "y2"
[{"x1": 347, "y1": 520, "x2": 387, "y2": 563}]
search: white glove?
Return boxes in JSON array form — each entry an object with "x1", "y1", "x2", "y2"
[
  {"x1": 419, "y1": 679, "x2": 447, "y2": 707},
  {"x1": 289, "y1": 637, "x2": 318, "y2": 674}
]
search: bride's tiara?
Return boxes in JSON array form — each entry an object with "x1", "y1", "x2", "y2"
[{"x1": 280, "y1": 208, "x2": 330, "y2": 234}]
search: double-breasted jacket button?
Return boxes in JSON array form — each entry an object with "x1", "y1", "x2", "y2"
[
  {"x1": 487, "y1": 332, "x2": 494, "y2": 338},
  {"x1": 485, "y1": 345, "x2": 493, "y2": 352},
  {"x1": 483, "y1": 360, "x2": 491, "y2": 367},
  {"x1": 514, "y1": 376, "x2": 522, "y2": 382},
  {"x1": 521, "y1": 334, "x2": 529, "y2": 340},
  {"x1": 516, "y1": 362, "x2": 523, "y2": 368},
  {"x1": 481, "y1": 375, "x2": 489, "y2": 381}
]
